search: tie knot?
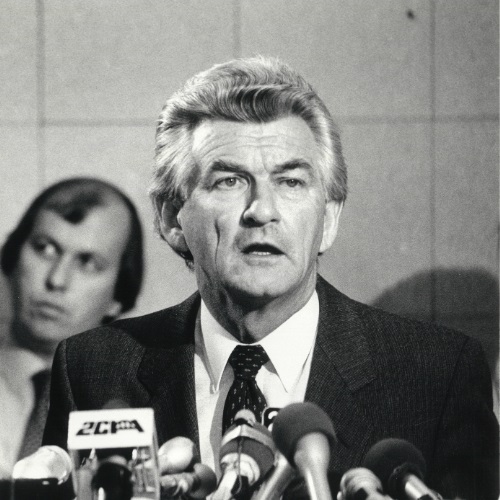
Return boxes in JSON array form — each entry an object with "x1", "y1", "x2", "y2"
[{"x1": 228, "y1": 345, "x2": 269, "y2": 380}]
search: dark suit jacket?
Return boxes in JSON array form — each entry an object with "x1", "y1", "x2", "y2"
[{"x1": 43, "y1": 276, "x2": 499, "y2": 500}]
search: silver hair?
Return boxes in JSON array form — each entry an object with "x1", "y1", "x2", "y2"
[{"x1": 149, "y1": 55, "x2": 347, "y2": 244}]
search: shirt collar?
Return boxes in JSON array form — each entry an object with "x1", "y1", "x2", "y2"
[{"x1": 200, "y1": 291, "x2": 319, "y2": 393}]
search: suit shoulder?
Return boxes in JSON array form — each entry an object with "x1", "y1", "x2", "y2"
[
  {"x1": 62, "y1": 291, "x2": 201, "y2": 353},
  {"x1": 317, "y1": 277, "x2": 492, "y2": 408},
  {"x1": 317, "y1": 275, "x2": 473, "y2": 355},
  {"x1": 358, "y1": 298, "x2": 467, "y2": 342}
]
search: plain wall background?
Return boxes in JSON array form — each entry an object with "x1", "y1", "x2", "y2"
[{"x1": 1, "y1": 1, "x2": 498, "y2": 397}]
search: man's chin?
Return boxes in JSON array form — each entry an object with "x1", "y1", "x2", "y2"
[
  {"x1": 15, "y1": 319, "x2": 69, "y2": 354},
  {"x1": 224, "y1": 275, "x2": 297, "y2": 306}
]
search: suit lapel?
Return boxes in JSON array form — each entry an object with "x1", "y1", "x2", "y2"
[
  {"x1": 306, "y1": 276, "x2": 376, "y2": 469},
  {"x1": 137, "y1": 294, "x2": 201, "y2": 449}
]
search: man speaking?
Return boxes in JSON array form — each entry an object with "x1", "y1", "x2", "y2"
[{"x1": 43, "y1": 57, "x2": 498, "y2": 500}]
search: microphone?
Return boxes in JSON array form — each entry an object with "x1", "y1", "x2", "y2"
[
  {"x1": 82, "y1": 398, "x2": 133, "y2": 500},
  {"x1": 161, "y1": 463, "x2": 217, "y2": 498},
  {"x1": 271, "y1": 402, "x2": 336, "y2": 500},
  {"x1": 158, "y1": 436, "x2": 198, "y2": 474},
  {"x1": 213, "y1": 409, "x2": 276, "y2": 500},
  {"x1": 10, "y1": 446, "x2": 74, "y2": 500},
  {"x1": 12, "y1": 445, "x2": 73, "y2": 483},
  {"x1": 252, "y1": 451, "x2": 296, "y2": 500},
  {"x1": 67, "y1": 403, "x2": 160, "y2": 499},
  {"x1": 363, "y1": 438, "x2": 442, "y2": 500},
  {"x1": 91, "y1": 455, "x2": 133, "y2": 500},
  {"x1": 338, "y1": 467, "x2": 392, "y2": 500}
]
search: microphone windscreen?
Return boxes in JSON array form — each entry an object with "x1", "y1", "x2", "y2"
[
  {"x1": 221, "y1": 437, "x2": 275, "y2": 477},
  {"x1": 362, "y1": 438, "x2": 426, "y2": 493},
  {"x1": 12, "y1": 446, "x2": 73, "y2": 482},
  {"x1": 191, "y1": 463, "x2": 218, "y2": 498},
  {"x1": 158, "y1": 436, "x2": 198, "y2": 473},
  {"x1": 271, "y1": 402, "x2": 336, "y2": 465}
]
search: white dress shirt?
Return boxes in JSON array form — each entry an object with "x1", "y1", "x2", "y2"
[
  {"x1": 0, "y1": 345, "x2": 49, "y2": 477},
  {"x1": 194, "y1": 291, "x2": 320, "y2": 475}
]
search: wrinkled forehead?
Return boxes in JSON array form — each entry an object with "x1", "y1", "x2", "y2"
[{"x1": 191, "y1": 116, "x2": 322, "y2": 174}]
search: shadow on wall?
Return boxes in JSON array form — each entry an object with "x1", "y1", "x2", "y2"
[{"x1": 372, "y1": 267, "x2": 499, "y2": 416}]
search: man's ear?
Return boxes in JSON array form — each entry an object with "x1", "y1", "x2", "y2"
[
  {"x1": 319, "y1": 200, "x2": 343, "y2": 253},
  {"x1": 158, "y1": 200, "x2": 190, "y2": 255}
]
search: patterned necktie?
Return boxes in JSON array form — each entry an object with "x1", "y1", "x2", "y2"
[
  {"x1": 18, "y1": 369, "x2": 51, "y2": 460},
  {"x1": 222, "y1": 345, "x2": 269, "y2": 433}
]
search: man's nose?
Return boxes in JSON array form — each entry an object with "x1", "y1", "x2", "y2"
[
  {"x1": 46, "y1": 256, "x2": 72, "y2": 291},
  {"x1": 242, "y1": 182, "x2": 280, "y2": 226}
]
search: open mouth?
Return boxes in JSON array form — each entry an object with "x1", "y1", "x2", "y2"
[{"x1": 242, "y1": 243, "x2": 283, "y2": 256}]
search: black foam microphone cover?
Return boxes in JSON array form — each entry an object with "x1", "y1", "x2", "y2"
[
  {"x1": 92, "y1": 456, "x2": 133, "y2": 500},
  {"x1": 271, "y1": 402, "x2": 336, "y2": 465},
  {"x1": 363, "y1": 438, "x2": 426, "y2": 498}
]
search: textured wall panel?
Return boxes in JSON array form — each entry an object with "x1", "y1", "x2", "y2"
[
  {"x1": 241, "y1": 0, "x2": 432, "y2": 118},
  {"x1": 0, "y1": 127, "x2": 40, "y2": 240},
  {"x1": 0, "y1": 1, "x2": 37, "y2": 122},
  {"x1": 321, "y1": 122, "x2": 432, "y2": 304},
  {"x1": 44, "y1": 0, "x2": 234, "y2": 121},
  {"x1": 434, "y1": 122, "x2": 498, "y2": 275},
  {"x1": 435, "y1": 0, "x2": 499, "y2": 116}
]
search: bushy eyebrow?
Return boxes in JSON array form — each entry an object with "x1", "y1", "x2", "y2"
[
  {"x1": 275, "y1": 159, "x2": 313, "y2": 173},
  {"x1": 209, "y1": 160, "x2": 243, "y2": 173},
  {"x1": 208, "y1": 159, "x2": 313, "y2": 174}
]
